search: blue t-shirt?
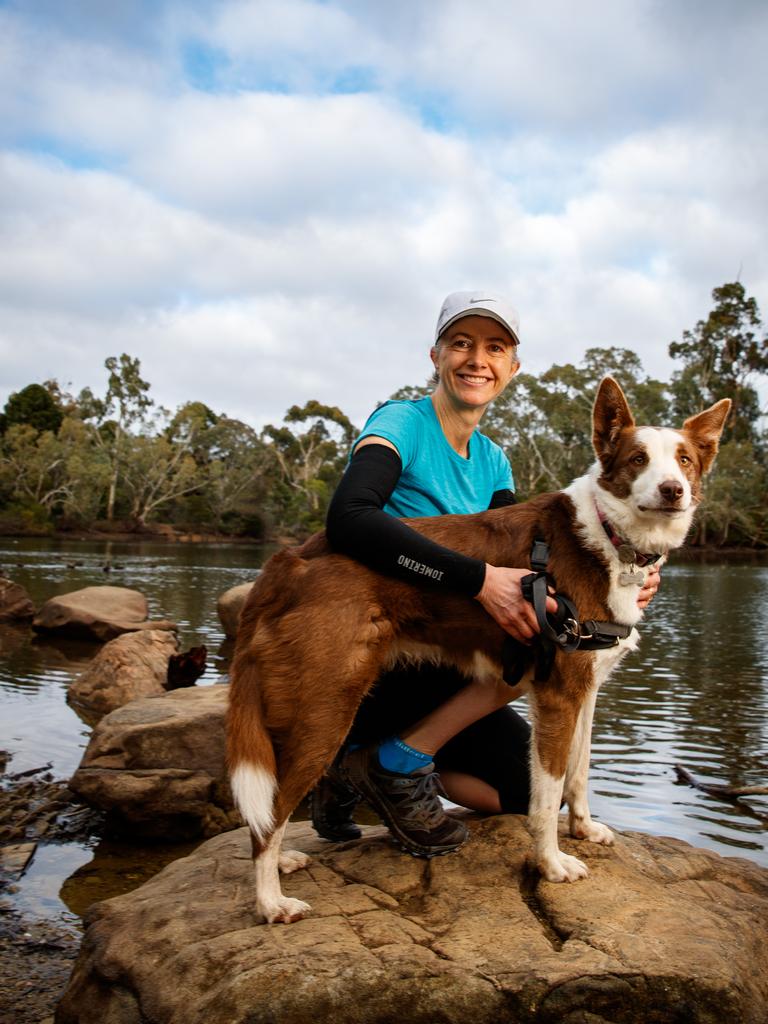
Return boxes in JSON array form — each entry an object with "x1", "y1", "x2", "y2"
[{"x1": 358, "y1": 397, "x2": 515, "y2": 518}]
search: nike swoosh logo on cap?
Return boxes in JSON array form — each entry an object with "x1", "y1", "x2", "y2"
[{"x1": 469, "y1": 298, "x2": 496, "y2": 304}]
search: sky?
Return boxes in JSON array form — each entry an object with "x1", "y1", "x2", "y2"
[{"x1": 1, "y1": 0, "x2": 767, "y2": 430}]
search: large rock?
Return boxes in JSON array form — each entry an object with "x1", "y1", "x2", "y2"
[
  {"x1": 55, "y1": 817, "x2": 768, "y2": 1024},
  {"x1": 0, "y1": 577, "x2": 35, "y2": 620},
  {"x1": 32, "y1": 586, "x2": 176, "y2": 642},
  {"x1": 216, "y1": 581, "x2": 256, "y2": 640},
  {"x1": 68, "y1": 686, "x2": 234, "y2": 838},
  {"x1": 67, "y1": 630, "x2": 181, "y2": 723}
]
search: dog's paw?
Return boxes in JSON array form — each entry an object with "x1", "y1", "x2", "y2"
[
  {"x1": 570, "y1": 819, "x2": 615, "y2": 845},
  {"x1": 278, "y1": 849, "x2": 312, "y2": 874},
  {"x1": 260, "y1": 897, "x2": 312, "y2": 924},
  {"x1": 539, "y1": 851, "x2": 589, "y2": 883}
]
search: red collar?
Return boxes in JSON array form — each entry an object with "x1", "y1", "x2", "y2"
[{"x1": 594, "y1": 502, "x2": 662, "y2": 567}]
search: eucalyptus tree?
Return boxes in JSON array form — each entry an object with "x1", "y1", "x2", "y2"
[
  {"x1": 484, "y1": 349, "x2": 667, "y2": 498},
  {"x1": 78, "y1": 354, "x2": 153, "y2": 521},
  {"x1": 669, "y1": 282, "x2": 768, "y2": 443},
  {"x1": 263, "y1": 400, "x2": 356, "y2": 534}
]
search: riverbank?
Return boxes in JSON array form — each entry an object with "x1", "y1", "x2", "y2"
[
  {"x1": 0, "y1": 756, "x2": 103, "y2": 1024},
  {"x1": 0, "y1": 903, "x2": 79, "y2": 1024},
  {"x1": 1, "y1": 521, "x2": 765, "y2": 557},
  {"x1": 0, "y1": 522, "x2": 271, "y2": 545}
]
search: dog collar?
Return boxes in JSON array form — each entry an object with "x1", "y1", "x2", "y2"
[{"x1": 594, "y1": 502, "x2": 662, "y2": 567}]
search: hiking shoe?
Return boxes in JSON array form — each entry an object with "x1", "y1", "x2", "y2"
[
  {"x1": 309, "y1": 763, "x2": 363, "y2": 843},
  {"x1": 340, "y1": 746, "x2": 468, "y2": 857}
]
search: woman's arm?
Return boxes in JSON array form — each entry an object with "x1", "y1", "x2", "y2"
[
  {"x1": 326, "y1": 439, "x2": 555, "y2": 641},
  {"x1": 326, "y1": 442, "x2": 486, "y2": 595}
]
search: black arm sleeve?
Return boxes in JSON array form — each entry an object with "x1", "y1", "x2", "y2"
[
  {"x1": 489, "y1": 488, "x2": 516, "y2": 509},
  {"x1": 326, "y1": 444, "x2": 487, "y2": 596}
]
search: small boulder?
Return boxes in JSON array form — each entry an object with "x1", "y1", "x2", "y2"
[
  {"x1": 32, "y1": 586, "x2": 176, "y2": 641},
  {"x1": 216, "y1": 581, "x2": 256, "y2": 640},
  {"x1": 67, "y1": 630, "x2": 181, "y2": 723},
  {"x1": 0, "y1": 577, "x2": 35, "y2": 620},
  {"x1": 55, "y1": 818, "x2": 768, "y2": 1024},
  {"x1": 68, "y1": 686, "x2": 234, "y2": 839}
]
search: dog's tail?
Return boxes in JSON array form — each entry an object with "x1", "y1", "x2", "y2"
[{"x1": 226, "y1": 659, "x2": 278, "y2": 852}]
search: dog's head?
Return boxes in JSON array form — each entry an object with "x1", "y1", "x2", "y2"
[{"x1": 592, "y1": 377, "x2": 731, "y2": 535}]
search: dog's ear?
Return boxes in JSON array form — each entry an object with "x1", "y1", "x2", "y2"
[
  {"x1": 683, "y1": 398, "x2": 731, "y2": 474},
  {"x1": 592, "y1": 377, "x2": 635, "y2": 466}
]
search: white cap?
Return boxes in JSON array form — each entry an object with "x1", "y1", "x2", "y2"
[{"x1": 435, "y1": 290, "x2": 521, "y2": 345}]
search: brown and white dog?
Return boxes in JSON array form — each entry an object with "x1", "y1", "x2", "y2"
[{"x1": 227, "y1": 377, "x2": 730, "y2": 923}]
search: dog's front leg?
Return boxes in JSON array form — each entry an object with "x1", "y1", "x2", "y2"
[
  {"x1": 563, "y1": 683, "x2": 614, "y2": 846},
  {"x1": 528, "y1": 690, "x2": 588, "y2": 882}
]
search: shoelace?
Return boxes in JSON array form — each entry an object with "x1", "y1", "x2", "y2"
[{"x1": 394, "y1": 769, "x2": 447, "y2": 827}]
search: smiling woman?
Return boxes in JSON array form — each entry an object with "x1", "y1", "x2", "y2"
[
  {"x1": 431, "y1": 313, "x2": 520, "y2": 426},
  {"x1": 307, "y1": 291, "x2": 570, "y2": 855}
]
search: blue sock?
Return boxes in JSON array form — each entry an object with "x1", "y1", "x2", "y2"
[{"x1": 377, "y1": 736, "x2": 433, "y2": 774}]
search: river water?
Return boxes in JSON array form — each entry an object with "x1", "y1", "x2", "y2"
[{"x1": 1, "y1": 537, "x2": 767, "y2": 933}]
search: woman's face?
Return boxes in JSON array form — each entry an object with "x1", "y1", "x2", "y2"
[{"x1": 431, "y1": 314, "x2": 519, "y2": 411}]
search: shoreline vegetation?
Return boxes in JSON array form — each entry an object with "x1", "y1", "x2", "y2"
[
  {"x1": 1, "y1": 522, "x2": 766, "y2": 560},
  {"x1": 2, "y1": 281, "x2": 766, "y2": 549}
]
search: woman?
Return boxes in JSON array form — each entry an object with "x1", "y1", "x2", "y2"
[{"x1": 311, "y1": 291, "x2": 659, "y2": 856}]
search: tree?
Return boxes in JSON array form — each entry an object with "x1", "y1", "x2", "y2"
[
  {"x1": 669, "y1": 282, "x2": 768, "y2": 443},
  {"x1": 0, "y1": 424, "x2": 68, "y2": 513},
  {"x1": 79, "y1": 354, "x2": 153, "y2": 520},
  {"x1": 483, "y1": 349, "x2": 668, "y2": 497},
  {"x1": 693, "y1": 441, "x2": 767, "y2": 546},
  {"x1": 199, "y1": 416, "x2": 270, "y2": 533},
  {"x1": 263, "y1": 401, "x2": 356, "y2": 533},
  {"x1": 120, "y1": 433, "x2": 199, "y2": 526},
  {"x1": 1, "y1": 383, "x2": 63, "y2": 436},
  {"x1": 56, "y1": 417, "x2": 111, "y2": 525}
]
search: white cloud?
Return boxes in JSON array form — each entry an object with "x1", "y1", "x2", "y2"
[{"x1": 1, "y1": 0, "x2": 766, "y2": 431}]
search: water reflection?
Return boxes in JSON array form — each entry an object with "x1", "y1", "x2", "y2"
[
  {"x1": 59, "y1": 837, "x2": 201, "y2": 924},
  {"x1": 590, "y1": 563, "x2": 768, "y2": 862},
  {"x1": 0, "y1": 536, "x2": 262, "y2": 774}
]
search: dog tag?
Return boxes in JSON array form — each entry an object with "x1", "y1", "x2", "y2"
[
  {"x1": 619, "y1": 570, "x2": 644, "y2": 586},
  {"x1": 617, "y1": 544, "x2": 636, "y2": 564}
]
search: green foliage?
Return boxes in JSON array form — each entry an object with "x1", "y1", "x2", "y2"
[
  {"x1": 0, "y1": 499, "x2": 53, "y2": 534},
  {"x1": 669, "y1": 281, "x2": 768, "y2": 443},
  {"x1": 0, "y1": 280, "x2": 765, "y2": 545},
  {"x1": 484, "y1": 349, "x2": 668, "y2": 496},
  {"x1": 120, "y1": 434, "x2": 199, "y2": 526},
  {"x1": 1, "y1": 383, "x2": 63, "y2": 436},
  {"x1": 262, "y1": 401, "x2": 356, "y2": 534},
  {"x1": 79, "y1": 353, "x2": 154, "y2": 520},
  {"x1": 692, "y1": 441, "x2": 767, "y2": 546}
]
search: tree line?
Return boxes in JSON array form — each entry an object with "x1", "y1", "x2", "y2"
[{"x1": 1, "y1": 281, "x2": 766, "y2": 546}]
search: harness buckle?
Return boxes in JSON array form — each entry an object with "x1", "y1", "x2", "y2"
[{"x1": 562, "y1": 617, "x2": 581, "y2": 641}]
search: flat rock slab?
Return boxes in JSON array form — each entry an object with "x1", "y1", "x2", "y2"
[
  {"x1": 68, "y1": 686, "x2": 235, "y2": 839},
  {"x1": 33, "y1": 586, "x2": 176, "y2": 642},
  {"x1": 0, "y1": 842, "x2": 37, "y2": 879},
  {"x1": 55, "y1": 817, "x2": 768, "y2": 1024},
  {"x1": 216, "y1": 581, "x2": 257, "y2": 640},
  {"x1": 67, "y1": 629, "x2": 180, "y2": 723},
  {"x1": 0, "y1": 577, "x2": 35, "y2": 620}
]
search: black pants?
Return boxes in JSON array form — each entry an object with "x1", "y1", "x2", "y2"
[{"x1": 345, "y1": 664, "x2": 531, "y2": 814}]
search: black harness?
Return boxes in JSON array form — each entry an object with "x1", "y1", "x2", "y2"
[{"x1": 502, "y1": 538, "x2": 633, "y2": 685}]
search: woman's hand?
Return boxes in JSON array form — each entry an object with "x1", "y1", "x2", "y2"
[
  {"x1": 476, "y1": 564, "x2": 558, "y2": 643},
  {"x1": 637, "y1": 565, "x2": 661, "y2": 609}
]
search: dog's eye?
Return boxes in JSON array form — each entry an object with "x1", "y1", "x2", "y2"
[
  {"x1": 679, "y1": 454, "x2": 691, "y2": 466},
  {"x1": 631, "y1": 454, "x2": 646, "y2": 466}
]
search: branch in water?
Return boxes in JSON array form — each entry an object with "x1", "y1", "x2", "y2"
[{"x1": 674, "y1": 765, "x2": 768, "y2": 797}]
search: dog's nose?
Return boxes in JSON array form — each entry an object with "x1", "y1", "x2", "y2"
[{"x1": 659, "y1": 479, "x2": 684, "y2": 503}]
